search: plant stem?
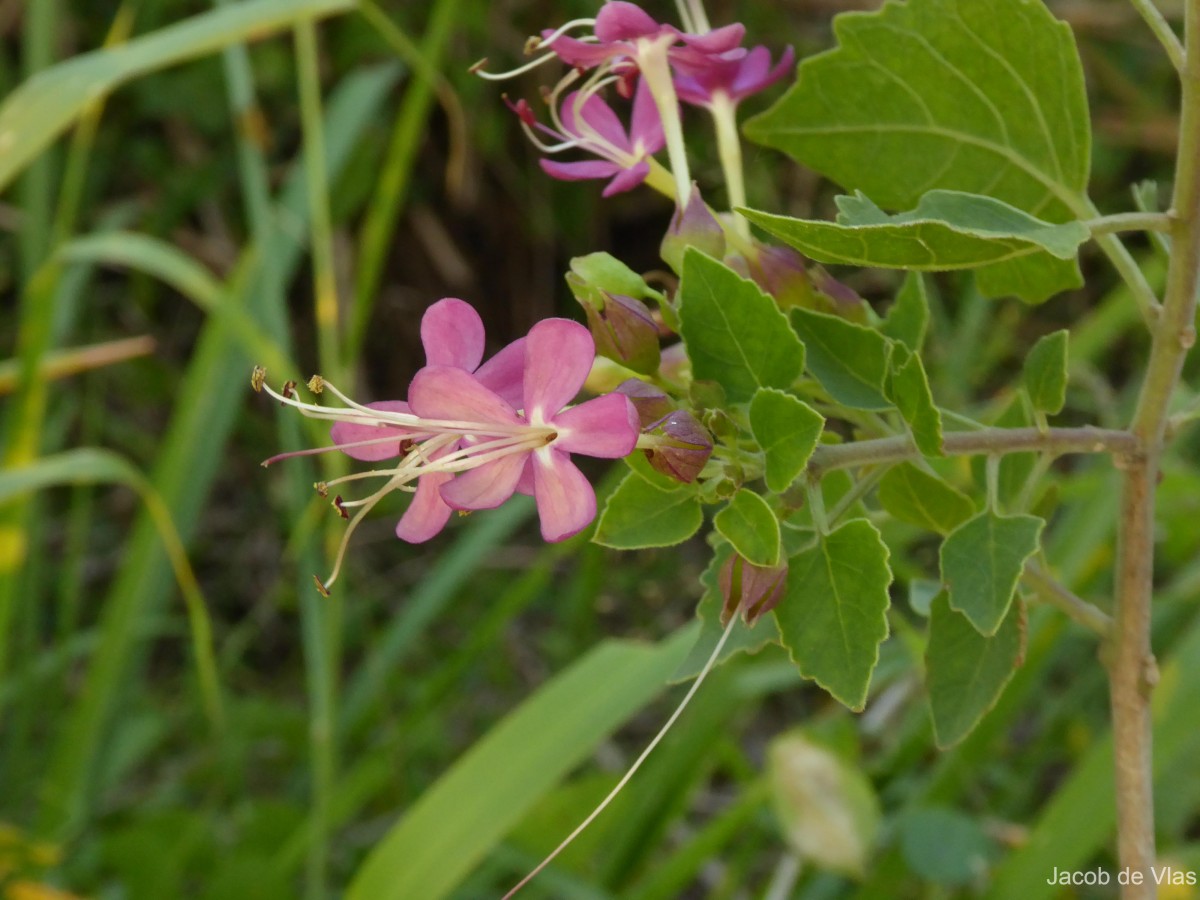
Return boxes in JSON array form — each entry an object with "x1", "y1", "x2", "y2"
[
  {"x1": 1129, "y1": 0, "x2": 1184, "y2": 73},
  {"x1": 806, "y1": 426, "x2": 1135, "y2": 479},
  {"x1": 1022, "y1": 561, "x2": 1112, "y2": 636},
  {"x1": 1108, "y1": 1, "x2": 1200, "y2": 892},
  {"x1": 709, "y1": 93, "x2": 750, "y2": 239},
  {"x1": 1085, "y1": 211, "x2": 1173, "y2": 236}
]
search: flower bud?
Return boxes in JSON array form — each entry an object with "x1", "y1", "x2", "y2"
[
  {"x1": 615, "y1": 378, "x2": 675, "y2": 428},
  {"x1": 574, "y1": 285, "x2": 662, "y2": 375},
  {"x1": 661, "y1": 184, "x2": 726, "y2": 274},
  {"x1": 642, "y1": 409, "x2": 712, "y2": 484},
  {"x1": 658, "y1": 342, "x2": 690, "y2": 390},
  {"x1": 727, "y1": 242, "x2": 813, "y2": 310},
  {"x1": 719, "y1": 553, "x2": 787, "y2": 626}
]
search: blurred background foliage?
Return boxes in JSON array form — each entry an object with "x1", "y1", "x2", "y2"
[{"x1": 0, "y1": 0, "x2": 1197, "y2": 898}]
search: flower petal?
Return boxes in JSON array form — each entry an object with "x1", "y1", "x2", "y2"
[
  {"x1": 680, "y1": 23, "x2": 745, "y2": 54},
  {"x1": 523, "y1": 319, "x2": 595, "y2": 422},
  {"x1": 394, "y1": 472, "x2": 454, "y2": 542},
  {"x1": 439, "y1": 452, "x2": 527, "y2": 510},
  {"x1": 602, "y1": 160, "x2": 650, "y2": 196},
  {"x1": 595, "y1": 1, "x2": 662, "y2": 42},
  {"x1": 409, "y1": 365, "x2": 521, "y2": 425},
  {"x1": 629, "y1": 76, "x2": 665, "y2": 152},
  {"x1": 331, "y1": 400, "x2": 414, "y2": 461},
  {"x1": 515, "y1": 457, "x2": 536, "y2": 496},
  {"x1": 552, "y1": 393, "x2": 639, "y2": 458},
  {"x1": 540, "y1": 158, "x2": 622, "y2": 183},
  {"x1": 421, "y1": 298, "x2": 485, "y2": 370},
  {"x1": 474, "y1": 337, "x2": 527, "y2": 409},
  {"x1": 560, "y1": 91, "x2": 630, "y2": 153},
  {"x1": 543, "y1": 33, "x2": 617, "y2": 68},
  {"x1": 532, "y1": 447, "x2": 597, "y2": 542}
]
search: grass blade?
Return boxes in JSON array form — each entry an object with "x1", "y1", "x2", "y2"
[{"x1": 346, "y1": 625, "x2": 698, "y2": 900}]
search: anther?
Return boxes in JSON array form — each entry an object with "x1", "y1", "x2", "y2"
[
  {"x1": 524, "y1": 35, "x2": 541, "y2": 56},
  {"x1": 251, "y1": 366, "x2": 267, "y2": 392},
  {"x1": 333, "y1": 495, "x2": 350, "y2": 519},
  {"x1": 282, "y1": 380, "x2": 298, "y2": 401},
  {"x1": 307, "y1": 374, "x2": 325, "y2": 394},
  {"x1": 314, "y1": 481, "x2": 329, "y2": 497},
  {"x1": 469, "y1": 57, "x2": 488, "y2": 74},
  {"x1": 313, "y1": 575, "x2": 331, "y2": 597}
]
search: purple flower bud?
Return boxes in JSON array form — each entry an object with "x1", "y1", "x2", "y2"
[
  {"x1": 643, "y1": 409, "x2": 712, "y2": 483},
  {"x1": 719, "y1": 553, "x2": 787, "y2": 626},
  {"x1": 661, "y1": 184, "x2": 726, "y2": 274},
  {"x1": 616, "y1": 378, "x2": 675, "y2": 427},
  {"x1": 727, "y1": 242, "x2": 812, "y2": 309},
  {"x1": 809, "y1": 265, "x2": 868, "y2": 317},
  {"x1": 574, "y1": 286, "x2": 662, "y2": 375},
  {"x1": 658, "y1": 342, "x2": 690, "y2": 390}
]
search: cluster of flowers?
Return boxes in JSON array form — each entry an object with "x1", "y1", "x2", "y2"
[
  {"x1": 255, "y1": 300, "x2": 640, "y2": 593},
  {"x1": 484, "y1": 0, "x2": 792, "y2": 203},
  {"x1": 258, "y1": 1, "x2": 798, "y2": 624}
]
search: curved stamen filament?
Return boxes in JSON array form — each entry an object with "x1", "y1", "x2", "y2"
[
  {"x1": 258, "y1": 377, "x2": 537, "y2": 438},
  {"x1": 473, "y1": 51, "x2": 562, "y2": 81},
  {"x1": 533, "y1": 17, "x2": 598, "y2": 50}
]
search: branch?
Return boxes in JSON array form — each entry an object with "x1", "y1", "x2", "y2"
[
  {"x1": 1022, "y1": 561, "x2": 1113, "y2": 636},
  {"x1": 1106, "y1": 0, "x2": 1200, "y2": 890},
  {"x1": 1129, "y1": 0, "x2": 1185, "y2": 74},
  {"x1": 806, "y1": 426, "x2": 1135, "y2": 479}
]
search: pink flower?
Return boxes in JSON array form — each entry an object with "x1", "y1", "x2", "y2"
[
  {"x1": 543, "y1": 2, "x2": 745, "y2": 84},
  {"x1": 510, "y1": 76, "x2": 666, "y2": 197},
  {"x1": 672, "y1": 44, "x2": 795, "y2": 109},
  {"x1": 409, "y1": 318, "x2": 639, "y2": 542},
  {"x1": 255, "y1": 309, "x2": 640, "y2": 591},
  {"x1": 329, "y1": 298, "x2": 525, "y2": 543}
]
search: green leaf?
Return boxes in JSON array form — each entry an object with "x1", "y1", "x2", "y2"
[
  {"x1": 0, "y1": 0, "x2": 355, "y2": 193},
  {"x1": 925, "y1": 592, "x2": 1023, "y2": 748},
  {"x1": 749, "y1": 388, "x2": 825, "y2": 493},
  {"x1": 678, "y1": 249, "x2": 805, "y2": 403},
  {"x1": 887, "y1": 346, "x2": 943, "y2": 456},
  {"x1": 673, "y1": 544, "x2": 781, "y2": 681},
  {"x1": 790, "y1": 308, "x2": 893, "y2": 410},
  {"x1": 940, "y1": 511, "x2": 1043, "y2": 635},
  {"x1": 714, "y1": 489, "x2": 781, "y2": 567},
  {"x1": 594, "y1": 471, "x2": 703, "y2": 549},
  {"x1": 877, "y1": 463, "x2": 974, "y2": 535},
  {"x1": 346, "y1": 629, "x2": 696, "y2": 900},
  {"x1": 745, "y1": 0, "x2": 1090, "y2": 303},
  {"x1": 743, "y1": 192, "x2": 1088, "y2": 275},
  {"x1": 775, "y1": 519, "x2": 892, "y2": 710},
  {"x1": 880, "y1": 272, "x2": 930, "y2": 351},
  {"x1": 1024, "y1": 329, "x2": 1070, "y2": 415}
]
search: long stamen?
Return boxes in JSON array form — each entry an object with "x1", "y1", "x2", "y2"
[
  {"x1": 322, "y1": 468, "x2": 414, "y2": 591},
  {"x1": 261, "y1": 432, "x2": 429, "y2": 467},
  {"x1": 472, "y1": 51, "x2": 561, "y2": 81},
  {"x1": 533, "y1": 17, "x2": 598, "y2": 50},
  {"x1": 435, "y1": 432, "x2": 554, "y2": 473},
  {"x1": 259, "y1": 373, "x2": 537, "y2": 438}
]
